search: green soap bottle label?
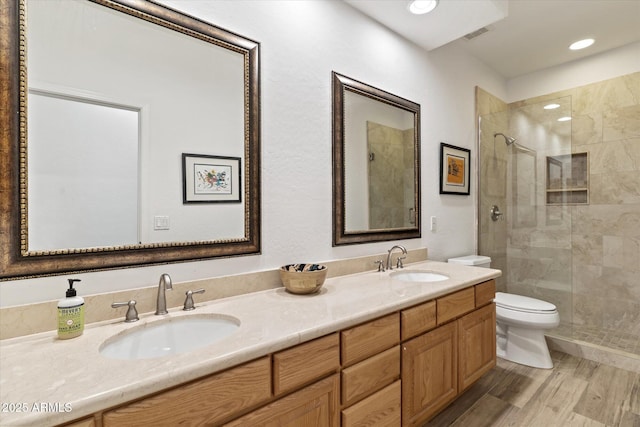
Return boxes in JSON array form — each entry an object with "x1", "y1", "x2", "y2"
[{"x1": 58, "y1": 304, "x2": 85, "y2": 335}]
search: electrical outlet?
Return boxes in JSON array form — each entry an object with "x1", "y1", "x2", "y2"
[{"x1": 430, "y1": 216, "x2": 437, "y2": 232}]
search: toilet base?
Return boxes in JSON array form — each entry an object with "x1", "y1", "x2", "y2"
[{"x1": 497, "y1": 324, "x2": 554, "y2": 369}]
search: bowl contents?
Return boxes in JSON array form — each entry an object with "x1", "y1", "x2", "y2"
[{"x1": 280, "y1": 264, "x2": 328, "y2": 295}]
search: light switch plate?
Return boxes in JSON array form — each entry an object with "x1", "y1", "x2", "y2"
[{"x1": 154, "y1": 215, "x2": 170, "y2": 230}]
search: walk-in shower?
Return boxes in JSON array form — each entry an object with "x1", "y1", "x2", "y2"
[{"x1": 477, "y1": 81, "x2": 640, "y2": 367}]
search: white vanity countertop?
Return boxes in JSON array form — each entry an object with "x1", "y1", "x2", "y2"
[{"x1": 0, "y1": 261, "x2": 500, "y2": 426}]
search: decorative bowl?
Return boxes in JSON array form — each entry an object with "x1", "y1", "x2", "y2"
[{"x1": 280, "y1": 264, "x2": 328, "y2": 295}]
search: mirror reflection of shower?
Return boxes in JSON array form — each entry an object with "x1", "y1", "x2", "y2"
[{"x1": 494, "y1": 132, "x2": 516, "y2": 145}]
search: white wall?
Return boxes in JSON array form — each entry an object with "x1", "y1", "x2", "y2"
[{"x1": 1, "y1": 0, "x2": 507, "y2": 306}]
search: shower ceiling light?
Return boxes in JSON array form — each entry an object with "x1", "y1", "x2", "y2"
[
  {"x1": 408, "y1": 0, "x2": 439, "y2": 15},
  {"x1": 544, "y1": 103, "x2": 560, "y2": 110},
  {"x1": 558, "y1": 116, "x2": 572, "y2": 122},
  {"x1": 569, "y1": 38, "x2": 595, "y2": 50}
]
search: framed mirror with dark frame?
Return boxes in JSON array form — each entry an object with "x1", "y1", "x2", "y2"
[
  {"x1": 332, "y1": 72, "x2": 421, "y2": 246},
  {"x1": 0, "y1": 0, "x2": 261, "y2": 280}
]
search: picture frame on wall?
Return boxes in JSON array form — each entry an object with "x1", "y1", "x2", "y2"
[
  {"x1": 439, "y1": 143, "x2": 470, "y2": 195},
  {"x1": 182, "y1": 153, "x2": 242, "y2": 203}
]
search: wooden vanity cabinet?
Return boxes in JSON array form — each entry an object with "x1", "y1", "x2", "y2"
[
  {"x1": 63, "y1": 280, "x2": 495, "y2": 427},
  {"x1": 401, "y1": 279, "x2": 496, "y2": 426}
]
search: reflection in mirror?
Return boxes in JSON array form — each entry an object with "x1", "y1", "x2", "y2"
[
  {"x1": 0, "y1": 0, "x2": 261, "y2": 280},
  {"x1": 28, "y1": 89, "x2": 140, "y2": 250},
  {"x1": 332, "y1": 72, "x2": 421, "y2": 245}
]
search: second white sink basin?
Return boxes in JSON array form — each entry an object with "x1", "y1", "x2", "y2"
[
  {"x1": 390, "y1": 270, "x2": 449, "y2": 283},
  {"x1": 99, "y1": 315, "x2": 240, "y2": 360}
]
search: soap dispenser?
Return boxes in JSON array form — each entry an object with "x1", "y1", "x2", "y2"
[{"x1": 57, "y1": 279, "x2": 85, "y2": 340}]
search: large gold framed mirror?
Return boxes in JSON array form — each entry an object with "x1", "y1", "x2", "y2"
[
  {"x1": 0, "y1": 0, "x2": 261, "y2": 280},
  {"x1": 332, "y1": 72, "x2": 421, "y2": 245}
]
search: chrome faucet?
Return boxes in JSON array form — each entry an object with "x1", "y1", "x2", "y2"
[
  {"x1": 155, "y1": 273, "x2": 173, "y2": 315},
  {"x1": 386, "y1": 245, "x2": 407, "y2": 270}
]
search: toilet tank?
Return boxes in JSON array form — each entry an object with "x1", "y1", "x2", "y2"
[{"x1": 447, "y1": 255, "x2": 491, "y2": 268}]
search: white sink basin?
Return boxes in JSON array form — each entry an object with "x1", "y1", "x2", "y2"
[
  {"x1": 99, "y1": 315, "x2": 240, "y2": 360},
  {"x1": 390, "y1": 270, "x2": 449, "y2": 283}
]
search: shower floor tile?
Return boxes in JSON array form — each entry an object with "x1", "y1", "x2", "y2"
[{"x1": 553, "y1": 323, "x2": 640, "y2": 356}]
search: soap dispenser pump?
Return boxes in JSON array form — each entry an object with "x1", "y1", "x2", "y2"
[{"x1": 57, "y1": 279, "x2": 85, "y2": 339}]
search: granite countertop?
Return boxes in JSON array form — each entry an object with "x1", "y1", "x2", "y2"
[{"x1": 0, "y1": 260, "x2": 501, "y2": 426}]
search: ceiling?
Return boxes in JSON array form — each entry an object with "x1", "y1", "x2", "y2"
[{"x1": 344, "y1": 0, "x2": 640, "y2": 79}]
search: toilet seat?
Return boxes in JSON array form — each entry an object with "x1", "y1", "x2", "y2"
[{"x1": 495, "y1": 292, "x2": 557, "y2": 314}]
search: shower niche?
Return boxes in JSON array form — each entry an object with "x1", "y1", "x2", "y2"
[{"x1": 545, "y1": 152, "x2": 589, "y2": 205}]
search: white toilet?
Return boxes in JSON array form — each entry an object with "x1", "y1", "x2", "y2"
[{"x1": 448, "y1": 255, "x2": 560, "y2": 369}]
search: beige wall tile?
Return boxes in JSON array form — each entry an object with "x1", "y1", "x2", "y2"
[
  {"x1": 590, "y1": 171, "x2": 640, "y2": 204},
  {"x1": 572, "y1": 113, "x2": 603, "y2": 146},
  {"x1": 603, "y1": 105, "x2": 640, "y2": 141}
]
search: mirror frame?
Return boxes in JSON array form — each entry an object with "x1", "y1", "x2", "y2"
[
  {"x1": 0, "y1": 0, "x2": 261, "y2": 280},
  {"x1": 332, "y1": 72, "x2": 421, "y2": 246}
]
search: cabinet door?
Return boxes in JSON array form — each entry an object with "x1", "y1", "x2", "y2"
[
  {"x1": 401, "y1": 321, "x2": 457, "y2": 427},
  {"x1": 225, "y1": 374, "x2": 340, "y2": 427},
  {"x1": 458, "y1": 302, "x2": 496, "y2": 391}
]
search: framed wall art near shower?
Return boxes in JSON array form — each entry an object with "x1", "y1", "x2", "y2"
[
  {"x1": 182, "y1": 153, "x2": 242, "y2": 203},
  {"x1": 439, "y1": 143, "x2": 470, "y2": 195}
]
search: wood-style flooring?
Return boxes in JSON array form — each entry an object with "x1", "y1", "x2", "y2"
[{"x1": 426, "y1": 351, "x2": 640, "y2": 427}]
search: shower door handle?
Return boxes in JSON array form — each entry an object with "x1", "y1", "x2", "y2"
[{"x1": 490, "y1": 205, "x2": 503, "y2": 221}]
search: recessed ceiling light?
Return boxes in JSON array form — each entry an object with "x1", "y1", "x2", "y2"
[
  {"x1": 544, "y1": 103, "x2": 560, "y2": 110},
  {"x1": 558, "y1": 116, "x2": 572, "y2": 122},
  {"x1": 408, "y1": 0, "x2": 439, "y2": 15},
  {"x1": 569, "y1": 38, "x2": 595, "y2": 50}
]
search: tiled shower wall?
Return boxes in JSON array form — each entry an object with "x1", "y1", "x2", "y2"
[
  {"x1": 368, "y1": 123, "x2": 416, "y2": 229},
  {"x1": 477, "y1": 72, "x2": 640, "y2": 353},
  {"x1": 569, "y1": 73, "x2": 640, "y2": 341}
]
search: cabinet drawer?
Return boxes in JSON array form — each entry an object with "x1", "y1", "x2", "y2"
[
  {"x1": 437, "y1": 288, "x2": 475, "y2": 325},
  {"x1": 226, "y1": 374, "x2": 340, "y2": 427},
  {"x1": 341, "y1": 346, "x2": 400, "y2": 407},
  {"x1": 62, "y1": 417, "x2": 96, "y2": 427},
  {"x1": 102, "y1": 356, "x2": 271, "y2": 427},
  {"x1": 342, "y1": 380, "x2": 401, "y2": 427},
  {"x1": 273, "y1": 333, "x2": 340, "y2": 395},
  {"x1": 475, "y1": 279, "x2": 496, "y2": 307},
  {"x1": 401, "y1": 300, "x2": 436, "y2": 341},
  {"x1": 341, "y1": 313, "x2": 399, "y2": 367}
]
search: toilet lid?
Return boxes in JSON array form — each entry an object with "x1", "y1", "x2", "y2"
[{"x1": 495, "y1": 292, "x2": 557, "y2": 313}]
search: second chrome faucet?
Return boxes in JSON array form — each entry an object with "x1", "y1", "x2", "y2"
[
  {"x1": 155, "y1": 273, "x2": 173, "y2": 315},
  {"x1": 386, "y1": 245, "x2": 407, "y2": 270}
]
